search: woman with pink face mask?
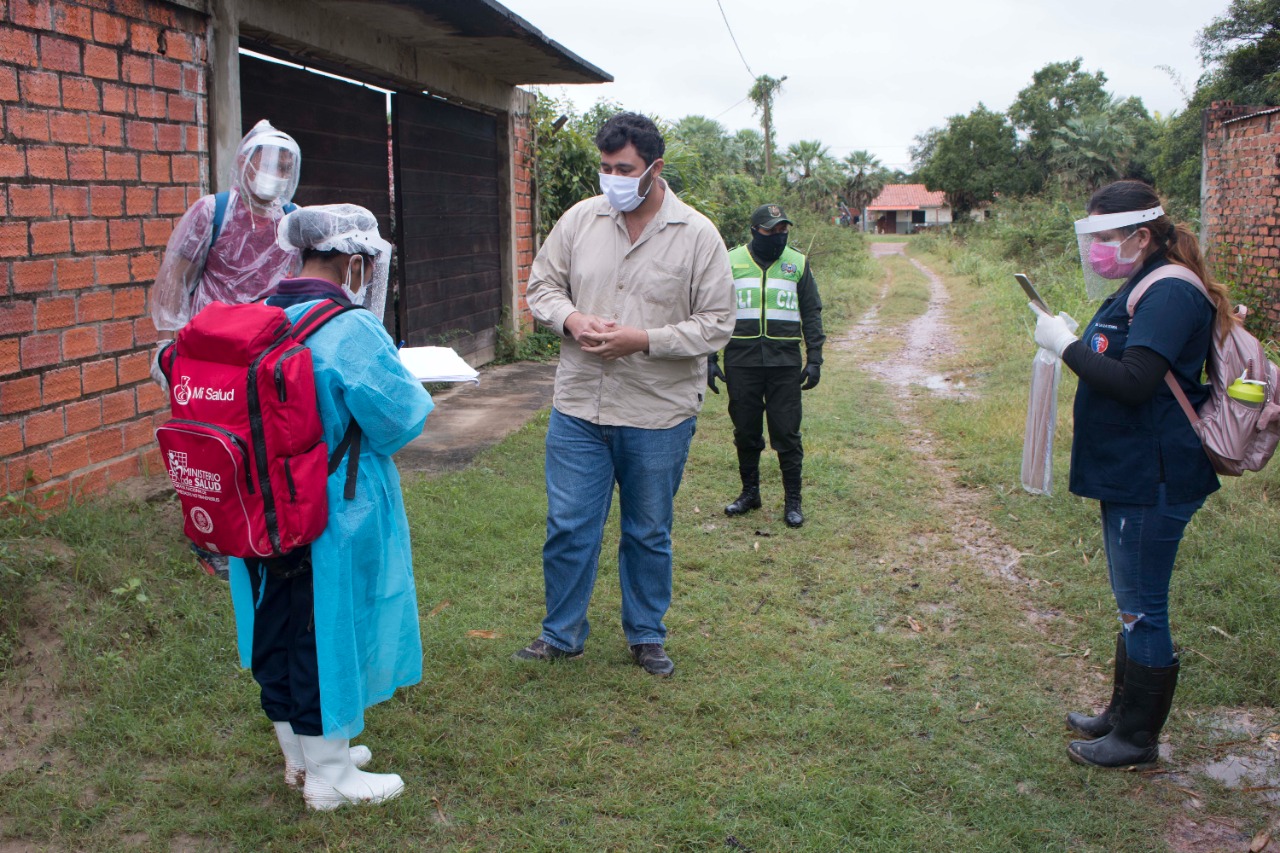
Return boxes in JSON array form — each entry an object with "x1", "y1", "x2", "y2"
[{"x1": 1030, "y1": 180, "x2": 1234, "y2": 769}]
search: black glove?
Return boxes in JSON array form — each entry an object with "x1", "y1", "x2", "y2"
[
  {"x1": 707, "y1": 354, "x2": 727, "y2": 394},
  {"x1": 800, "y1": 363, "x2": 821, "y2": 391}
]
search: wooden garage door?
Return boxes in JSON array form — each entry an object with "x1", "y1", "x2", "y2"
[
  {"x1": 393, "y1": 92, "x2": 501, "y2": 356},
  {"x1": 238, "y1": 52, "x2": 394, "y2": 330}
]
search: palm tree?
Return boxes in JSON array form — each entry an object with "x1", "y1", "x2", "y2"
[
  {"x1": 840, "y1": 150, "x2": 888, "y2": 217},
  {"x1": 748, "y1": 75, "x2": 785, "y2": 175},
  {"x1": 732, "y1": 128, "x2": 767, "y2": 181},
  {"x1": 1049, "y1": 113, "x2": 1135, "y2": 192},
  {"x1": 784, "y1": 140, "x2": 829, "y2": 181}
]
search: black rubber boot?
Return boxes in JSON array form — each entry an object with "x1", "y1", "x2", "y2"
[
  {"x1": 1067, "y1": 632, "x2": 1126, "y2": 738},
  {"x1": 782, "y1": 471, "x2": 803, "y2": 528},
  {"x1": 725, "y1": 468, "x2": 762, "y2": 516},
  {"x1": 1068, "y1": 657, "x2": 1179, "y2": 769}
]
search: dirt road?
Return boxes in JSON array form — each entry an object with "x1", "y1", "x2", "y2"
[{"x1": 846, "y1": 240, "x2": 1275, "y2": 851}]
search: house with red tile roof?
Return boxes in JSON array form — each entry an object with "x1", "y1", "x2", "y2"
[{"x1": 864, "y1": 184, "x2": 953, "y2": 234}]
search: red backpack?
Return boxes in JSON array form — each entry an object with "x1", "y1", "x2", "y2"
[
  {"x1": 1127, "y1": 265, "x2": 1280, "y2": 476},
  {"x1": 155, "y1": 299, "x2": 362, "y2": 558}
]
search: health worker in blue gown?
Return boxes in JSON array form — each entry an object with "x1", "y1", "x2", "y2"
[{"x1": 227, "y1": 203, "x2": 433, "y2": 811}]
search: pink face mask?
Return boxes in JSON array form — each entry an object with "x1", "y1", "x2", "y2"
[{"x1": 1087, "y1": 236, "x2": 1141, "y2": 280}]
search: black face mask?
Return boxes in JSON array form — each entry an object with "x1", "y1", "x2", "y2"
[{"x1": 750, "y1": 230, "x2": 788, "y2": 265}]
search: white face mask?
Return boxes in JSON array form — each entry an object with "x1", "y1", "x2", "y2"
[
  {"x1": 599, "y1": 162, "x2": 654, "y2": 212},
  {"x1": 343, "y1": 255, "x2": 367, "y2": 305},
  {"x1": 251, "y1": 171, "x2": 290, "y2": 201}
]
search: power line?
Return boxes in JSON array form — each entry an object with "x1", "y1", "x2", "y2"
[
  {"x1": 713, "y1": 95, "x2": 752, "y2": 120},
  {"x1": 715, "y1": 0, "x2": 755, "y2": 80}
]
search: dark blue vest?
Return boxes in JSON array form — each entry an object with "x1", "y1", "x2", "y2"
[{"x1": 1068, "y1": 258, "x2": 1220, "y2": 505}]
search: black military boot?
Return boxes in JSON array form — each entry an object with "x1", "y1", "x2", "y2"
[
  {"x1": 1066, "y1": 632, "x2": 1126, "y2": 738},
  {"x1": 725, "y1": 468, "x2": 762, "y2": 516},
  {"x1": 782, "y1": 471, "x2": 803, "y2": 528},
  {"x1": 1068, "y1": 657, "x2": 1179, "y2": 769}
]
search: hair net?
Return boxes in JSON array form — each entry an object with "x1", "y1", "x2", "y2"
[
  {"x1": 235, "y1": 119, "x2": 301, "y2": 212},
  {"x1": 278, "y1": 204, "x2": 392, "y2": 320},
  {"x1": 1074, "y1": 205, "x2": 1164, "y2": 299}
]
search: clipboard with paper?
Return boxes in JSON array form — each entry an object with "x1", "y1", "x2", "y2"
[{"x1": 398, "y1": 346, "x2": 480, "y2": 384}]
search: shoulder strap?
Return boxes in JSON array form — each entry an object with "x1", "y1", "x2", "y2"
[
  {"x1": 289, "y1": 297, "x2": 359, "y2": 343},
  {"x1": 209, "y1": 191, "x2": 231, "y2": 247},
  {"x1": 283, "y1": 201, "x2": 298, "y2": 214},
  {"x1": 327, "y1": 421, "x2": 362, "y2": 500},
  {"x1": 1125, "y1": 264, "x2": 1208, "y2": 318},
  {"x1": 1126, "y1": 265, "x2": 1208, "y2": 428}
]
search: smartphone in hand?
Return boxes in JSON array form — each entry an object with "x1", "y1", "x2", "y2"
[{"x1": 1015, "y1": 273, "x2": 1050, "y2": 314}]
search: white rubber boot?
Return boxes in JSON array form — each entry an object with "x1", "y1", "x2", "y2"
[
  {"x1": 273, "y1": 722, "x2": 372, "y2": 789},
  {"x1": 298, "y1": 734, "x2": 404, "y2": 811}
]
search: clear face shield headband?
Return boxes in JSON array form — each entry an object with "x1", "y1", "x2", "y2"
[
  {"x1": 1074, "y1": 206, "x2": 1163, "y2": 299},
  {"x1": 237, "y1": 132, "x2": 302, "y2": 209}
]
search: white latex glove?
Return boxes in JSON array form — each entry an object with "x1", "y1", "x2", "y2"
[
  {"x1": 1030, "y1": 303, "x2": 1078, "y2": 357},
  {"x1": 150, "y1": 342, "x2": 171, "y2": 393}
]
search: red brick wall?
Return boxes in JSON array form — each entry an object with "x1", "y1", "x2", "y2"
[
  {"x1": 0, "y1": 0, "x2": 207, "y2": 508},
  {"x1": 1202, "y1": 101, "x2": 1280, "y2": 329},
  {"x1": 512, "y1": 105, "x2": 534, "y2": 330}
]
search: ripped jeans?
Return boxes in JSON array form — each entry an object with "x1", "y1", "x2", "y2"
[{"x1": 1100, "y1": 484, "x2": 1206, "y2": 667}]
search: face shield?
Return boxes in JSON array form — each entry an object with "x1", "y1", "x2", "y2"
[
  {"x1": 277, "y1": 204, "x2": 392, "y2": 320},
  {"x1": 235, "y1": 120, "x2": 301, "y2": 212},
  {"x1": 1073, "y1": 206, "x2": 1163, "y2": 299}
]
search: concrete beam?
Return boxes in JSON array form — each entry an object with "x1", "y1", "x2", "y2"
[
  {"x1": 239, "y1": 0, "x2": 518, "y2": 115},
  {"x1": 208, "y1": 0, "x2": 242, "y2": 192}
]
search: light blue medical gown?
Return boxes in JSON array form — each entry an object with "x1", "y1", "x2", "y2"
[{"x1": 228, "y1": 303, "x2": 433, "y2": 739}]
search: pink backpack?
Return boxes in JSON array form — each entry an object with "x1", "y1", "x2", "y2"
[
  {"x1": 1127, "y1": 265, "x2": 1280, "y2": 476},
  {"x1": 155, "y1": 300, "x2": 362, "y2": 558}
]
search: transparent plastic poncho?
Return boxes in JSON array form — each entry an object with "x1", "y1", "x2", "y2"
[
  {"x1": 151, "y1": 120, "x2": 302, "y2": 331},
  {"x1": 1022, "y1": 313, "x2": 1078, "y2": 495}
]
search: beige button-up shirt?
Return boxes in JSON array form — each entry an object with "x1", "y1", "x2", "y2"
[{"x1": 527, "y1": 185, "x2": 735, "y2": 429}]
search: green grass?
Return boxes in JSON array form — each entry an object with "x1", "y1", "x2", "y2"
[{"x1": 2, "y1": 231, "x2": 1278, "y2": 850}]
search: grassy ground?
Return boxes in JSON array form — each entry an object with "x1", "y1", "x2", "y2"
[{"x1": 2, "y1": 228, "x2": 1278, "y2": 850}]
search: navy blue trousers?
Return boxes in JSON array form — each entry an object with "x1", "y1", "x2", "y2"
[{"x1": 247, "y1": 549, "x2": 322, "y2": 736}]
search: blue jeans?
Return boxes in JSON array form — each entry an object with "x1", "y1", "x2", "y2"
[
  {"x1": 1100, "y1": 484, "x2": 1205, "y2": 667},
  {"x1": 539, "y1": 408, "x2": 697, "y2": 653}
]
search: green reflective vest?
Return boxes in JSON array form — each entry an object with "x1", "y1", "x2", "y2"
[{"x1": 729, "y1": 244, "x2": 806, "y2": 341}]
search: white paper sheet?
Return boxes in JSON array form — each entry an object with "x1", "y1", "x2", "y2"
[{"x1": 398, "y1": 346, "x2": 479, "y2": 384}]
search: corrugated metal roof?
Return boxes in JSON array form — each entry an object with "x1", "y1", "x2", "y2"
[
  {"x1": 866, "y1": 184, "x2": 947, "y2": 211},
  {"x1": 1222, "y1": 106, "x2": 1280, "y2": 125}
]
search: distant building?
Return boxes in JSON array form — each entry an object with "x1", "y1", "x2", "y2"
[{"x1": 864, "y1": 184, "x2": 952, "y2": 234}]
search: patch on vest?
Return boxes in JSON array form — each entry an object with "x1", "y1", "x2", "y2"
[
  {"x1": 780, "y1": 262, "x2": 797, "y2": 275},
  {"x1": 1090, "y1": 333, "x2": 1109, "y2": 354}
]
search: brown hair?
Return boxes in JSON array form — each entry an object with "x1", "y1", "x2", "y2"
[{"x1": 1088, "y1": 180, "x2": 1235, "y2": 340}]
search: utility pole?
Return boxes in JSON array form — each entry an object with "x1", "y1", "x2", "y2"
[{"x1": 749, "y1": 74, "x2": 786, "y2": 177}]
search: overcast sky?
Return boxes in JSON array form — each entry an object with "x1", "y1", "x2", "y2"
[{"x1": 499, "y1": 0, "x2": 1225, "y2": 170}]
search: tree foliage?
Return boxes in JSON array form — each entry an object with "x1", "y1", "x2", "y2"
[
  {"x1": 918, "y1": 104, "x2": 1032, "y2": 216},
  {"x1": 1152, "y1": 0, "x2": 1280, "y2": 211}
]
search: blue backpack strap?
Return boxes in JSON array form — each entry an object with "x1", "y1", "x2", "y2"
[{"x1": 209, "y1": 190, "x2": 231, "y2": 247}]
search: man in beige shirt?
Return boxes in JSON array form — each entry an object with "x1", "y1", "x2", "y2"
[{"x1": 513, "y1": 112, "x2": 734, "y2": 676}]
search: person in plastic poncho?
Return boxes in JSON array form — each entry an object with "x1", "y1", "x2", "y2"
[
  {"x1": 1031, "y1": 181, "x2": 1230, "y2": 771},
  {"x1": 151, "y1": 119, "x2": 303, "y2": 336},
  {"x1": 226, "y1": 204, "x2": 433, "y2": 811},
  {"x1": 152, "y1": 120, "x2": 303, "y2": 578}
]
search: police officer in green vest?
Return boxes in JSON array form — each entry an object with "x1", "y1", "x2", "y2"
[{"x1": 708, "y1": 203, "x2": 825, "y2": 527}]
